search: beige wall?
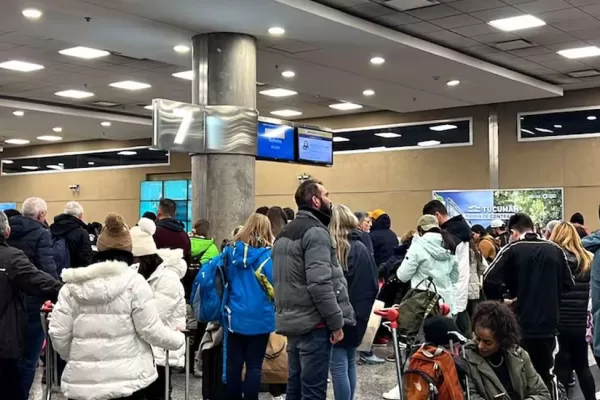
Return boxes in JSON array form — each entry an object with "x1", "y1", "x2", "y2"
[{"x1": 2, "y1": 88, "x2": 600, "y2": 233}]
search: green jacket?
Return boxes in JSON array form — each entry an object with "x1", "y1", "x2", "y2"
[
  {"x1": 190, "y1": 237, "x2": 220, "y2": 265},
  {"x1": 465, "y1": 343, "x2": 550, "y2": 400}
]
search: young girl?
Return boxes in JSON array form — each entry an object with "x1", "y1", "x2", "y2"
[{"x1": 130, "y1": 217, "x2": 187, "y2": 400}]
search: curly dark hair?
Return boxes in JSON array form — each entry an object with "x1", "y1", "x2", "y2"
[{"x1": 472, "y1": 301, "x2": 521, "y2": 351}]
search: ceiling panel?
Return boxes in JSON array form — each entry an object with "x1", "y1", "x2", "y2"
[
  {"x1": 514, "y1": 0, "x2": 573, "y2": 14},
  {"x1": 449, "y1": 0, "x2": 506, "y2": 13}
]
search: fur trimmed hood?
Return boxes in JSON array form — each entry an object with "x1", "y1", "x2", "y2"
[
  {"x1": 156, "y1": 248, "x2": 187, "y2": 279},
  {"x1": 62, "y1": 260, "x2": 137, "y2": 304}
]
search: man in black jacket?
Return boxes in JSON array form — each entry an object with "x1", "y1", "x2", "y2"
[
  {"x1": 0, "y1": 210, "x2": 62, "y2": 400},
  {"x1": 50, "y1": 201, "x2": 94, "y2": 269},
  {"x1": 483, "y1": 213, "x2": 574, "y2": 392}
]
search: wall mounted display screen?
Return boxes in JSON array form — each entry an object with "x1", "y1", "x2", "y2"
[
  {"x1": 257, "y1": 121, "x2": 295, "y2": 161},
  {"x1": 0, "y1": 202, "x2": 17, "y2": 211},
  {"x1": 297, "y1": 127, "x2": 333, "y2": 166},
  {"x1": 140, "y1": 181, "x2": 192, "y2": 232}
]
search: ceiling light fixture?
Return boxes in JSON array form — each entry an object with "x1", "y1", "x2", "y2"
[
  {"x1": 489, "y1": 14, "x2": 546, "y2": 32},
  {"x1": 554, "y1": 125, "x2": 562, "y2": 128},
  {"x1": 92, "y1": 101, "x2": 119, "y2": 107},
  {"x1": 270, "y1": 109, "x2": 303, "y2": 117},
  {"x1": 268, "y1": 27, "x2": 285, "y2": 36},
  {"x1": 59, "y1": 46, "x2": 110, "y2": 59},
  {"x1": 22, "y1": 166, "x2": 39, "y2": 170},
  {"x1": 281, "y1": 70, "x2": 295, "y2": 78},
  {"x1": 329, "y1": 102, "x2": 363, "y2": 110},
  {"x1": 118, "y1": 150, "x2": 137, "y2": 156},
  {"x1": 13, "y1": 110, "x2": 24, "y2": 117},
  {"x1": 446, "y1": 80, "x2": 461, "y2": 87},
  {"x1": 534, "y1": 127, "x2": 553, "y2": 133},
  {"x1": 55, "y1": 89, "x2": 94, "y2": 99},
  {"x1": 37, "y1": 135, "x2": 62, "y2": 141},
  {"x1": 521, "y1": 129, "x2": 535, "y2": 135},
  {"x1": 370, "y1": 57, "x2": 385, "y2": 65},
  {"x1": 1, "y1": 160, "x2": 14, "y2": 164},
  {"x1": 0, "y1": 60, "x2": 44, "y2": 72},
  {"x1": 588, "y1": 116, "x2": 597, "y2": 120},
  {"x1": 375, "y1": 132, "x2": 401, "y2": 138},
  {"x1": 363, "y1": 89, "x2": 375, "y2": 96},
  {"x1": 429, "y1": 124, "x2": 457, "y2": 131},
  {"x1": 333, "y1": 136, "x2": 350, "y2": 142},
  {"x1": 418, "y1": 140, "x2": 441, "y2": 147},
  {"x1": 88, "y1": 161, "x2": 95, "y2": 166},
  {"x1": 22, "y1": 8, "x2": 43, "y2": 20},
  {"x1": 144, "y1": 105, "x2": 153, "y2": 110},
  {"x1": 174, "y1": 44, "x2": 190, "y2": 54},
  {"x1": 52, "y1": 127, "x2": 63, "y2": 133},
  {"x1": 172, "y1": 70, "x2": 194, "y2": 80},
  {"x1": 5, "y1": 139, "x2": 30, "y2": 145},
  {"x1": 101, "y1": 121, "x2": 112, "y2": 127},
  {"x1": 259, "y1": 88, "x2": 298, "y2": 97},
  {"x1": 109, "y1": 80, "x2": 151, "y2": 90},
  {"x1": 46, "y1": 165, "x2": 64, "y2": 170},
  {"x1": 369, "y1": 146, "x2": 387, "y2": 151},
  {"x1": 557, "y1": 46, "x2": 600, "y2": 60}
]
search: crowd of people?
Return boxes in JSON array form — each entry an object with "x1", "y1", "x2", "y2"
[{"x1": 2, "y1": 181, "x2": 600, "y2": 400}]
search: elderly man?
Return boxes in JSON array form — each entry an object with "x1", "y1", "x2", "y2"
[
  {"x1": 0, "y1": 210, "x2": 62, "y2": 399},
  {"x1": 8, "y1": 197, "x2": 58, "y2": 397},
  {"x1": 50, "y1": 201, "x2": 94, "y2": 270}
]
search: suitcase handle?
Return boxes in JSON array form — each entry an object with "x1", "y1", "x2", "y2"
[{"x1": 165, "y1": 335, "x2": 191, "y2": 400}]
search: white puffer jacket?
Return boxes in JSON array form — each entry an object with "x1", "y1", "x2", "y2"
[
  {"x1": 146, "y1": 248, "x2": 187, "y2": 368},
  {"x1": 49, "y1": 260, "x2": 185, "y2": 400}
]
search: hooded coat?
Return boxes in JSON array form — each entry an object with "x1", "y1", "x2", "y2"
[
  {"x1": 397, "y1": 232, "x2": 459, "y2": 314},
  {"x1": 48, "y1": 257, "x2": 184, "y2": 400},
  {"x1": 50, "y1": 213, "x2": 94, "y2": 268},
  {"x1": 441, "y1": 215, "x2": 472, "y2": 313},
  {"x1": 153, "y1": 218, "x2": 191, "y2": 264},
  {"x1": 370, "y1": 214, "x2": 399, "y2": 266}
]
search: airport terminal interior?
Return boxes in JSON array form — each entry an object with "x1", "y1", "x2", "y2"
[{"x1": 3, "y1": 0, "x2": 600, "y2": 399}]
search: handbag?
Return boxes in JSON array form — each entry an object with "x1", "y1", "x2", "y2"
[{"x1": 397, "y1": 277, "x2": 441, "y2": 338}]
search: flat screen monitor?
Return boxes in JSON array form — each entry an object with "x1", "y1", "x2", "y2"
[
  {"x1": 0, "y1": 202, "x2": 17, "y2": 211},
  {"x1": 296, "y1": 127, "x2": 333, "y2": 166},
  {"x1": 257, "y1": 121, "x2": 295, "y2": 161}
]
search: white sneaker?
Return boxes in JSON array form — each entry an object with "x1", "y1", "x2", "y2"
[
  {"x1": 272, "y1": 396, "x2": 285, "y2": 400},
  {"x1": 383, "y1": 385, "x2": 401, "y2": 400}
]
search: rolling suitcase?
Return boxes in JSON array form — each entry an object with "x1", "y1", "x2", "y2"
[{"x1": 201, "y1": 344, "x2": 227, "y2": 400}]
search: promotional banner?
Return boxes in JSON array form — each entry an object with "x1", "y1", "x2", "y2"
[{"x1": 432, "y1": 188, "x2": 563, "y2": 228}]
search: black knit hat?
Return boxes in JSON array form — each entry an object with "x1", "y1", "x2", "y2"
[{"x1": 423, "y1": 316, "x2": 460, "y2": 346}]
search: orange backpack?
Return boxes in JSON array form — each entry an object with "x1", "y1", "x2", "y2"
[{"x1": 404, "y1": 344, "x2": 464, "y2": 400}]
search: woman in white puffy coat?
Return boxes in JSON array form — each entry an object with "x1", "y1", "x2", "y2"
[
  {"x1": 49, "y1": 213, "x2": 185, "y2": 400},
  {"x1": 130, "y1": 217, "x2": 187, "y2": 399}
]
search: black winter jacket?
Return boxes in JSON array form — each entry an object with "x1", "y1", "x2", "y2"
[
  {"x1": 50, "y1": 214, "x2": 94, "y2": 268},
  {"x1": 8, "y1": 215, "x2": 57, "y2": 279},
  {"x1": 355, "y1": 229, "x2": 374, "y2": 254},
  {"x1": 337, "y1": 231, "x2": 379, "y2": 348},
  {"x1": 370, "y1": 214, "x2": 399, "y2": 266},
  {"x1": 0, "y1": 238, "x2": 62, "y2": 358},
  {"x1": 558, "y1": 250, "x2": 590, "y2": 336}
]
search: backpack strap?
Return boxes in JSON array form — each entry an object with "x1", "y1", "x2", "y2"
[{"x1": 255, "y1": 256, "x2": 275, "y2": 302}]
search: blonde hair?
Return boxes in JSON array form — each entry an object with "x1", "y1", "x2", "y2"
[
  {"x1": 401, "y1": 229, "x2": 416, "y2": 244},
  {"x1": 233, "y1": 214, "x2": 273, "y2": 248},
  {"x1": 550, "y1": 222, "x2": 592, "y2": 276},
  {"x1": 330, "y1": 204, "x2": 358, "y2": 271}
]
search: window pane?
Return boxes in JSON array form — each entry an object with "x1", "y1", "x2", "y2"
[
  {"x1": 164, "y1": 180, "x2": 188, "y2": 200},
  {"x1": 141, "y1": 182, "x2": 163, "y2": 201},
  {"x1": 519, "y1": 107, "x2": 600, "y2": 141}
]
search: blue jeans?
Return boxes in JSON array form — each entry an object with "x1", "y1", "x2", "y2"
[
  {"x1": 287, "y1": 328, "x2": 332, "y2": 400},
  {"x1": 226, "y1": 332, "x2": 269, "y2": 400},
  {"x1": 330, "y1": 346, "x2": 357, "y2": 400},
  {"x1": 18, "y1": 301, "x2": 46, "y2": 398}
]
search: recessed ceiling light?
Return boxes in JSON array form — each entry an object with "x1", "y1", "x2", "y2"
[
  {"x1": 329, "y1": 102, "x2": 363, "y2": 110},
  {"x1": 55, "y1": 90, "x2": 94, "y2": 99},
  {"x1": 101, "y1": 121, "x2": 112, "y2": 127},
  {"x1": 22, "y1": 8, "x2": 42, "y2": 20},
  {"x1": 557, "y1": 46, "x2": 600, "y2": 60},
  {"x1": 0, "y1": 60, "x2": 44, "y2": 72},
  {"x1": 13, "y1": 110, "x2": 24, "y2": 117},
  {"x1": 488, "y1": 15, "x2": 546, "y2": 32},
  {"x1": 521, "y1": 129, "x2": 535, "y2": 135},
  {"x1": 88, "y1": 161, "x2": 95, "y2": 166},
  {"x1": 418, "y1": 140, "x2": 441, "y2": 147},
  {"x1": 144, "y1": 105, "x2": 153, "y2": 110},
  {"x1": 534, "y1": 127, "x2": 553, "y2": 133},
  {"x1": 567, "y1": 70, "x2": 600, "y2": 78},
  {"x1": 281, "y1": 70, "x2": 295, "y2": 78},
  {"x1": 369, "y1": 146, "x2": 387, "y2": 151},
  {"x1": 588, "y1": 116, "x2": 597, "y2": 120},
  {"x1": 109, "y1": 80, "x2": 151, "y2": 90},
  {"x1": 259, "y1": 88, "x2": 298, "y2": 97},
  {"x1": 59, "y1": 46, "x2": 110, "y2": 59},
  {"x1": 268, "y1": 27, "x2": 285, "y2": 36},
  {"x1": 363, "y1": 89, "x2": 375, "y2": 96},
  {"x1": 270, "y1": 109, "x2": 303, "y2": 117},
  {"x1": 554, "y1": 125, "x2": 562, "y2": 128},
  {"x1": 446, "y1": 80, "x2": 461, "y2": 87},
  {"x1": 52, "y1": 127, "x2": 63, "y2": 133},
  {"x1": 118, "y1": 150, "x2": 137, "y2": 156},
  {"x1": 37, "y1": 135, "x2": 63, "y2": 141},
  {"x1": 58, "y1": 163, "x2": 64, "y2": 167},
  {"x1": 370, "y1": 57, "x2": 385, "y2": 65},
  {"x1": 429, "y1": 124, "x2": 457, "y2": 131},
  {"x1": 92, "y1": 101, "x2": 119, "y2": 107},
  {"x1": 375, "y1": 132, "x2": 401, "y2": 138},
  {"x1": 5, "y1": 139, "x2": 30, "y2": 145},
  {"x1": 333, "y1": 136, "x2": 350, "y2": 142},
  {"x1": 172, "y1": 70, "x2": 194, "y2": 80},
  {"x1": 174, "y1": 44, "x2": 190, "y2": 54},
  {"x1": 22, "y1": 166, "x2": 38, "y2": 170},
  {"x1": 1, "y1": 160, "x2": 14, "y2": 164},
  {"x1": 46, "y1": 165, "x2": 64, "y2": 170}
]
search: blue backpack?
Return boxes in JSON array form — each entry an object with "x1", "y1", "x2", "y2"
[
  {"x1": 52, "y1": 236, "x2": 71, "y2": 276},
  {"x1": 191, "y1": 249, "x2": 229, "y2": 323}
]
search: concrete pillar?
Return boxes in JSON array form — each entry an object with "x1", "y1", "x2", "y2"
[{"x1": 191, "y1": 33, "x2": 257, "y2": 245}]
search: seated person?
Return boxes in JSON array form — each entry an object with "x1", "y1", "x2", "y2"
[{"x1": 466, "y1": 301, "x2": 550, "y2": 400}]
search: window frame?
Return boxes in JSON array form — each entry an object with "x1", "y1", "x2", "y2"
[{"x1": 518, "y1": 105, "x2": 600, "y2": 142}]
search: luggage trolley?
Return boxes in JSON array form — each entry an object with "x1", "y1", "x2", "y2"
[
  {"x1": 40, "y1": 301, "x2": 60, "y2": 400},
  {"x1": 164, "y1": 331, "x2": 193, "y2": 400},
  {"x1": 375, "y1": 308, "x2": 404, "y2": 400}
]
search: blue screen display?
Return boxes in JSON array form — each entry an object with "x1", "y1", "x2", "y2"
[
  {"x1": 0, "y1": 202, "x2": 16, "y2": 211},
  {"x1": 257, "y1": 121, "x2": 295, "y2": 161},
  {"x1": 297, "y1": 127, "x2": 333, "y2": 165},
  {"x1": 140, "y1": 181, "x2": 163, "y2": 201},
  {"x1": 164, "y1": 180, "x2": 188, "y2": 200}
]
